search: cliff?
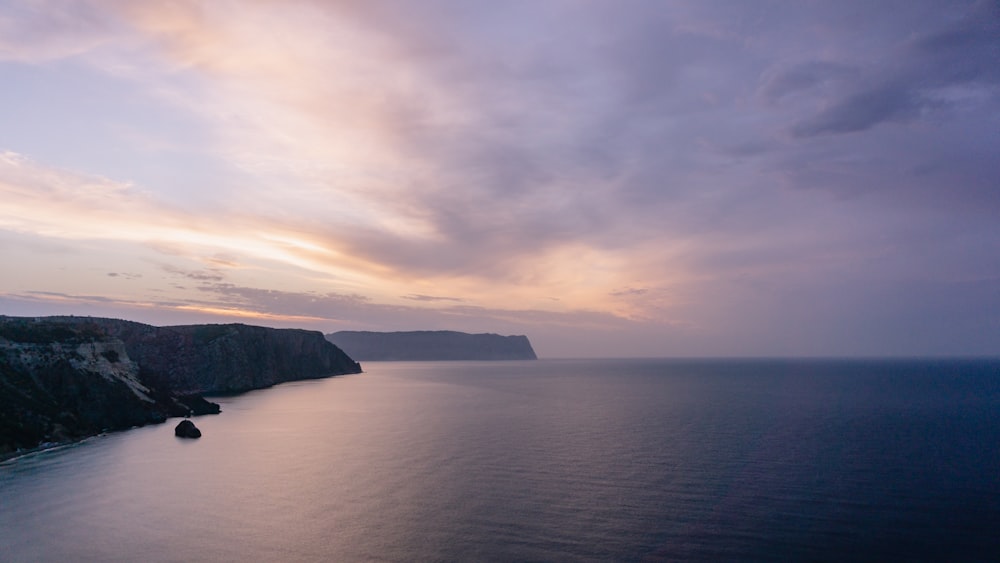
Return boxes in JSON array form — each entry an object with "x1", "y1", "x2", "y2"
[
  {"x1": 326, "y1": 330, "x2": 538, "y2": 361},
  {"x1": 0, "y1": 316, "x2": 361, "y2": 459},
  {"x1": 85, "y1": 319, "x2": 362, "y2": 394}
]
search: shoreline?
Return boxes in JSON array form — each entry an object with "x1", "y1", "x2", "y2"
[
  {"x1": 0, "y1": 412, "x2": 210, "y2": 465},
  {"x1": 1, "y1": 371, "x2": 364, "y2": 465},
  {"x1": 1, "y1": 436, "x2": 92, "y2": 465}
]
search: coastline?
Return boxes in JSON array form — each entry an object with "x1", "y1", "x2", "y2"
[
  {"x1": 0, "y1": 316, "x2": 362, "y2": 460},
  {"x1": 0, "y1": 369, "x2": 365, "y2": 465},
  {"x1": 1, "y1": 435, "x2": 96, "y2": 465}
]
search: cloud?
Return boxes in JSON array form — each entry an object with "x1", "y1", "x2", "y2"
[
  {"x1": 22, "y1": 290, "x2": 118, "y2": 304},
  {"x1": 791, "y1": 82, "x2": 918, "y2": 137},
  {"x1": 0, "y1": 1, "x2": 116, "y2": 62},
  {"x1": 5, "y1": 289, "x2": 329, "y2": 325},
  {"x1": 182, "y1": 282, "x2": 642, "y2": 336},
  {"x1": 0, "y1": 152, "x2": 387, "y2": 287},
  {"x1": 610, "y1": 287, "x2": 649, "y2": 297},
  {"x1": 1, "y1": 0, "x2": 998, "y2": 355},
  {"x1": 161, "y1": 264, "x2": 225, "y2": 282},
  {"x1": 787, "y1": 2, "x2": 999, "y2": 137},
  {"x1": 760, "y1": 61, "x2": 858, "y2": 103},
  {"x1": 402, "y1": 294, "x2": 465, "y2": 303}
]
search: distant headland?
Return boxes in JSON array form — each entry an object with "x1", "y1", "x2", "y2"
[
  {"x1": 326, "y1": 330, "x2": 537, "y2": 361},
  {"x1": 0, "y1": 316, "x2": 361, "y2": 460}
]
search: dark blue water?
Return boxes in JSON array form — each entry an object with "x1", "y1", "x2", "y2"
[{"x1": 2, "y1": 358, "x2": 999, "y2": 561}]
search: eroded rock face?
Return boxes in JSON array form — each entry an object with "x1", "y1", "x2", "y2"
[
  {"x1": 0, "y1": 316, "x2": 361, "y2": 459},
  {"x1": 0, "y1": 321, "x2": 169, "y2": 457},
  {"x1": 174, "y1": 419, "x2": 201, "y2": 439},
  {"x1": 90, "y1": 320, "x2": 363, "y2": 394}
]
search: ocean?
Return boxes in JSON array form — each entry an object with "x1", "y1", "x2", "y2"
[{"x1": 2, "y1": 358, "x2": 999, "y2": 561}]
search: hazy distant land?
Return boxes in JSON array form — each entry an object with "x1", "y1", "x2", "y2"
[
  {"x1": 326, "y1": 330, "x2": 537, "y2": 361},
  {"x1": 0, "y1": 316, "x2": 361, "y2": 460}
]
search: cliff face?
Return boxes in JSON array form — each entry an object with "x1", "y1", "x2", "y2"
[
  {"x1": 326, "y1": 330, "x2": 538, "y2": 361},
  {"x1": 0, "y1": 320, "x2": 166, "y2": 458},
  {"x1": 0, "y1": 316, "x2": 361, "y2": 459},
  {"x1": 89, "y1": 320, "x2": 362, "y2": 394}
]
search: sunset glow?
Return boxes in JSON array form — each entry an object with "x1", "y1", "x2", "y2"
[{"x1": 1, "y1": 1, "x2": 998, "y2": 356}]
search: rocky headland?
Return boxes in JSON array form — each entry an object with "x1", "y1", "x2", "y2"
[
  {"x1": 0, "y1": 316, "x2": 361, "y2": 460},
  {"x1": 326, "y1": 330, "x2": 537, "y2": 361}
]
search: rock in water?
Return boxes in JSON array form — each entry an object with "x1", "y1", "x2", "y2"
[{"x1": 174, "y1": 419, "x2": 201, "y2": 439}]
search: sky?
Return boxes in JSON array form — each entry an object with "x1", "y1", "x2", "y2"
[{"x1": 0, "y1": 0, "x2": 998, "y2": 358}]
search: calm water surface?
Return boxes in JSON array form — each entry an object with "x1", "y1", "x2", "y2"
[{"x1": 2, "y1": 358, "x2": 999, "y2": 561}]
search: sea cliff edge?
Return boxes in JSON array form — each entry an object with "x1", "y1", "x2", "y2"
[{"x1": 0, "y1": 316, "x2": 361, "y2": 460}]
